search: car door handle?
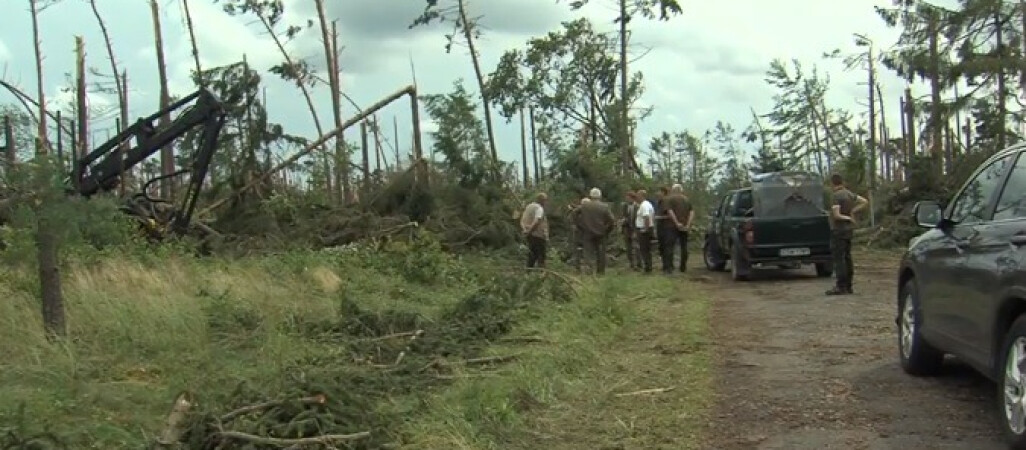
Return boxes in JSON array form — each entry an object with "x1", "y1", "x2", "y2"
[{"x1": 1011, "y1": 234, "x2": 1026, "y2": 246}]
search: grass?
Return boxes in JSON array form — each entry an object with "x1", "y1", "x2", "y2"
[
  {"x1": 0, "y1": 239, "x2": 712, "y2": 449},
  {"x1": 400, "y1": 271, "x2": 713, "y2": 450}
]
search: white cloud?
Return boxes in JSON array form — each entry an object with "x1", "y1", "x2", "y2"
[{"x1": 0, "y1": 0, "x2": 933, "y2": 170}]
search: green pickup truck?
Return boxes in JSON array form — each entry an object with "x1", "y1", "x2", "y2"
[{"x1": 702, "y1": 171, "x2": 834, "y2": 281}]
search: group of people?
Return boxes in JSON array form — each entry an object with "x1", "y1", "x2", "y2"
[
  {"x1": 519, "y1": 173, "x2": 869, "y2": 297},
  {"x1": 518, "y1": 184, "x2": 695, "y2": 276}
]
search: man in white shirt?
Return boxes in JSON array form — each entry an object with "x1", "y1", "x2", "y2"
[
  {"x1": 633, "y1": 190, "x2": 655, "y2": 273},
  {"x1": 520, "y1": 192, "x2": 549, "y2": 268}
]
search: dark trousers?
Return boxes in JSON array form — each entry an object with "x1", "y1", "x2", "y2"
[
  {"x1": 623, "y1": 227, "x2": 638, "y2": 268},
  {"x1": 581, "y1": 233, "x2": 608, "y2": 275},
  {"x1": 831, "y1": 233, "x2": 853, "y2": 289},
  {"x1": 659, "y1": 226, "x2": 689, "y2": 273},
  {"x1": 637, "y1": 229, "x2": 654, "y2": 272},
  {"x1": 527, "y1": 235, "x2": 547, "y2": 268}
]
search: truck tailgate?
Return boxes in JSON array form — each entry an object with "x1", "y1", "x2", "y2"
[{"x1": 750, "y1": 216, "x2": 832, "y2": 257}]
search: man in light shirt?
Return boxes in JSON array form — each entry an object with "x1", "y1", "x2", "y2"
[
  {"x1": 633, "y1": 190, "x2": 655, "y2": 273},
  {"x1": 520, "y1": 192, "x2": 549, "y2": 268}
]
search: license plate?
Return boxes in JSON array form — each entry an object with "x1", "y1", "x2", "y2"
[{"x1": 779, "y1": 247, "x2": 810, "y2": 257}]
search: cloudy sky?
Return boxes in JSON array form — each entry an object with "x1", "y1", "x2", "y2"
[{"x1": 0, "y1": 0, "x2": 929, "y2": 168}]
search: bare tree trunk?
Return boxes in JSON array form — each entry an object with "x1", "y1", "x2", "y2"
[
  {"x1": 251, "y1": 10, "x2": 328, "y2": 169},
  {"x1": 867, "y1": 45, "x2": 877, "y2": 227},
  {"x1": 30, "y1": 0, "x2": 49, "y2": 153},
  {"x1": 392, "y1": 115, "x2": 400, "y2": 170},
  {"x1": 927, "y1": 15, "x2": 943, "y2": 171},
  {"x1": 456, "y1": 0, "x2": 499, "y2": 164},
  {"x1": 529, "y1": 107, "x2": 539, "y2": 184},
  {"x1": 89, "y1": 0, "x2": 131, "y2": 193},
  {"x1": 150, "y1": 0, "x2": 174, "y2": 200},
  {"x1": 181, "y1": 0, "x2": 203, "y2": 83},
  {"x1": 995, "y1": 5, "x2": 1007, "y2": 149},
  {"x1": 314, "y1": 0, "x2": 348, "y2": 203},
  {"x1": 519, "y1": 108, "x2": 528, "y2": 187},
  {"x1": 360, "y1": 120, "x2": 369, "y2": 188},
  {"x1": 121, "y1": 71, "x2": 130, "y2": 192},
  {"x1": 74, "y1": 36, "x2": 87, "y2": 188},
  {"x1": 1021, "y1": 0, "x2": 1026, "y2": 136},
  {"x1": 331, "y1": 21, "x2": 344, "y2": 202},
  {"x1": 876, "y1": 83, "x2": 889, "y2": 181},
  {"x1": 905, "y1": 87, "x2": 917, "y2": 160},
  {"x1": 618, "y1": 0, "x2": 630, "y2": 176}
]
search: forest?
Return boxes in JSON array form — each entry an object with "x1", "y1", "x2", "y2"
[{"x1": 0, "y1": 0, "x2": 1021, "y2": 448}]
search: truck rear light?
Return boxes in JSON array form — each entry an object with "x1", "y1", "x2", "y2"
[{"x1": 741, "y1": 220, "x2": 754, "y2": 245}]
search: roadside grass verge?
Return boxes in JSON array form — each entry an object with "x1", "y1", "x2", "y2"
[{"x1": 401, "y1": 273, "x2": 713, "y2": 449}]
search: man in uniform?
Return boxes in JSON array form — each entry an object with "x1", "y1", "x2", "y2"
[
  {"x1": 826, "y1": 174, "x2": 868, "y2": 295},
  {"x1": 576, "y1": 188, "x2": 616, "y2": 275},
  {"x1": 568, "y1": 197, "x2": 591, "y2": 272},
  {"x1": 633, "y1": 190, "x2": 656, "y2": 273},
  {"x1": 659, "y1": 184, "x2": 695, "y2": 273},
  {"x1": 520, "y1": 192, "x2": 549, "y2": 268},
  {"x1": 621, "y1": 190, "x2": 639, "y2": 270}
]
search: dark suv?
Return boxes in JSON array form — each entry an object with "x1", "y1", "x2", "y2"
[{"x1": 898, "y1": 144, "x2": 1026, "y2": 447}]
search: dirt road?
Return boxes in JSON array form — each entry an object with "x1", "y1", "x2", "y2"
[{"x1": 702, "y1": 251, "x2": 1006, "y2": 449}]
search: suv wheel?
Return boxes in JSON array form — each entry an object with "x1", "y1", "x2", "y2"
[
  {"x1": 704, "y1": 239, "x2": 727, "y2": 271},
  {"x1": 897, "y1": 280, "x2": 943, "y2": 376},
  {"x1": 999, "y1": 316, "x2": 1026, "y2": 448}
]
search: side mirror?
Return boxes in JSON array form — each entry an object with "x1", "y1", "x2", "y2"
[{"x1": 913, "y1": 201, "x2": 942, "y2": 228}]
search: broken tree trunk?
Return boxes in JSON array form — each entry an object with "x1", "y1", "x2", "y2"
[
  {"x1": 150, "y1": 0, "x2": 175, "y2": 200},
  {"x1": 520, "y1": 107, "x2": 529, "y2": 188},
  {"x1": 29, "y1": 0, "x2": 49, "y2": 153},
  {"x1": 75, "y1": 36, "x2": 87, "y2": 189}
]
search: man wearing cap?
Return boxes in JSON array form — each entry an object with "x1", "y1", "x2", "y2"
[{"x1": 575, "y1": 187, "x2": 616, "y2": 275}]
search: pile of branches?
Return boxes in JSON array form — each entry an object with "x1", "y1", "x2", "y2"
[
  {"x1": 208, "y1": 164, "x2": 523, "y2": 254},
  {"x1": 157, "y1": 271, "x2": 577, "y2": 449}
]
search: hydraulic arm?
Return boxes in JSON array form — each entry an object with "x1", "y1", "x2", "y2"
[{"x1": 74, "y1": 88, "x2": 226, "y2": 237}]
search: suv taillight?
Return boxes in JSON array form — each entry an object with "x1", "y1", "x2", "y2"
[{"x1": 742, "y1": 220, "x2": 754, "y2": 244}]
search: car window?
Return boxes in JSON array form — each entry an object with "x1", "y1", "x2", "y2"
[
  {"x1": 716, "y1": 194, "x2": 730, "y2": 216},
  {"x1": 993, "y1": 152, "x2": 1026, "y2": 221},
  {"x1": 949, "y1": 153, "x2": 1014, "y2": 224},
  {"x1": 734, "y1": 190, "x2": 753, "y2": 216}
]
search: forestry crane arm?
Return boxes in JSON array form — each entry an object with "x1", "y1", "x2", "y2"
[{"x1": 75, "y1": 88, "x2": 226, "y2": 236}]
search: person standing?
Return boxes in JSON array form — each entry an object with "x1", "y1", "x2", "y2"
[
  {"x1": 520, "y1": 192, "x2": 549, "y2": 268},
  {"x1": 568, "y1": 197, "x2": 591, "y2": 272},
  {"x1": 659, "y1": 184, "x2": 695, "y2": 273},
  {"x1": 621, "y1": 190, "x2": 639, "y2": 270},
  {"x1": 633, "y1": 190, "x2": 656, "y2": 273},
  {"x1": 653, "y1": 186, "x2": 670, "y2": 251},
  {"x1": 825, "y1": 174, "x2": 868, "y2": 295},
  {"x1": 576, "y1": 188, "x2": 616, "y2": 275}
]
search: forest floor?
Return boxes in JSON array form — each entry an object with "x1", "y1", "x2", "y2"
[{"x1": 700, "y1": 249, "x2": 1005, "y2": 449}]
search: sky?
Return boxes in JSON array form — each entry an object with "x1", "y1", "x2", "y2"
[{"x1": 0, "y1": 0, "x2": 930, "y2": 170}]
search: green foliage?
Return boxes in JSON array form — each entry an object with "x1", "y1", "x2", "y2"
[{"x1": 486, "y1": 18, "x2": 647, "y2": 147}]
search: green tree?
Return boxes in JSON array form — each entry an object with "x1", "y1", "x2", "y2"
[
  {"x1": 559, "y1": 0, "x2": 683, "y2": 175},
  {"x1": 487, "y1": 18, "x2": 647, "y2": 159}
]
